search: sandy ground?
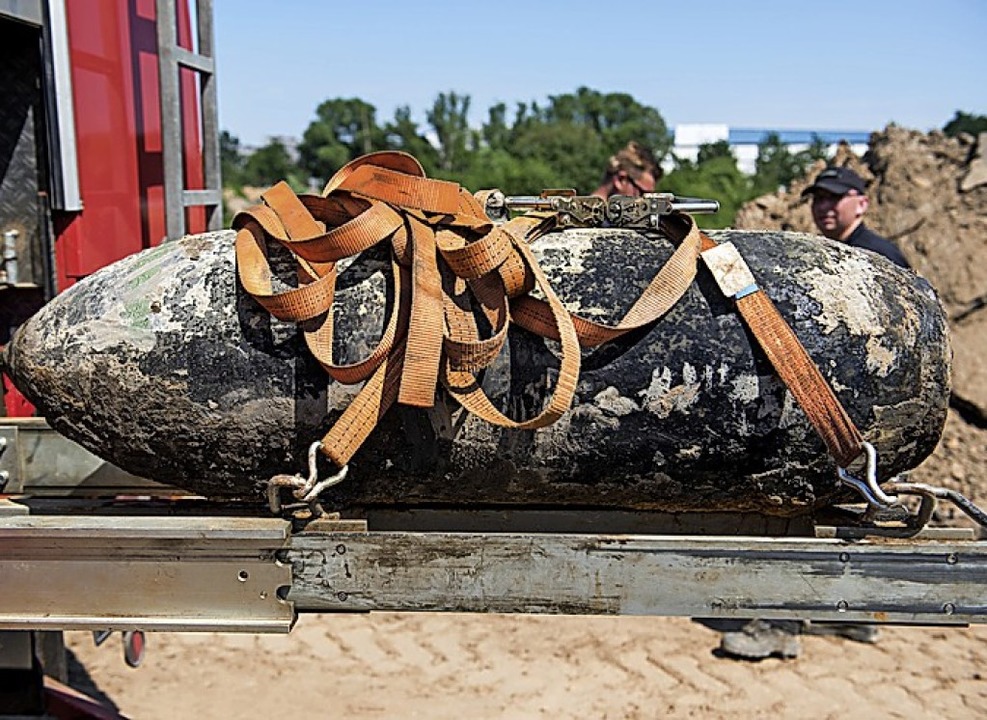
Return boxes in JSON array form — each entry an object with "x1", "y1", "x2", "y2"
[{"x1": 64, "y1": 612, "x2": 987, "y2": 719}]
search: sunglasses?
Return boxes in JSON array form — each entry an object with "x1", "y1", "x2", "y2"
[{"x1": 623, "y1": 173, "x2": 654, "y2": 195}]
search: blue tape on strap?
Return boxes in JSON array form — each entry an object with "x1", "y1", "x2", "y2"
[{"x1": 734, "y1": 283, "x2": 759, "y2": 300}]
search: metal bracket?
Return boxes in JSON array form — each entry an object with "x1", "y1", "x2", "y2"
[{"x1": 0, "y1": 427, "x2": 21, "y2": 493}]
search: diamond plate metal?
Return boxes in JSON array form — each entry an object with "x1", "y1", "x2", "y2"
[{"x1": 0, "y1": 19, "x2": 43, "y2": 287}]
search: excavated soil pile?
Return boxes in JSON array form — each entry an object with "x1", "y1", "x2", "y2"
[{"x1": 735, "y1": 126, "x2": 987, "y2": 530}]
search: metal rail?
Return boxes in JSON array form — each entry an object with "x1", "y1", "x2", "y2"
[
  {"x1": 0, "y1": 515, "x2": 294, "y2": 633},
  {"x1": 0, "y1": 512, "x2": 983, "y2": 632},
  {"x1": 286, "y1": 526, "x2": 986, "y2": 625},
  {"x1": 1, "y1": 421, "x2": 984, "y2": 632}
]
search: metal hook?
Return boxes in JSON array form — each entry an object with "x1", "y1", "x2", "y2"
[
  {"x1": 884, "y1": 480, "x2": 987, "y2": 530},
  {"x1": 265, "y1": 442, "x2": 348, "y2": 517},
  {"x1": 837, "y1": 441, "x2": 897, "y2": 509},
  {"x1": 836, "y1": 441, "x2": 987, "y2": 531}
]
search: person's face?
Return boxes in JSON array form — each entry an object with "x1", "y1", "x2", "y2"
[
  {"x1": 614, "y1": 170, "x2": 656, "y2": 197},
  {"x1": 810, "y1": 188, "x2": 868, "y2": 241}
]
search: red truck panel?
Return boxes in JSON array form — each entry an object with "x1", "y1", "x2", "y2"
[
  {"x1": 3, "y1": 0, "x2": 208, "y2": 417},
  {"x1": 56, "y1": 0, "x2": 206, "y2": 287}
]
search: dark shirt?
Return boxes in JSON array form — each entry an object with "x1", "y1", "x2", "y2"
[{"x1": 844, "y1": 223, "x2": 911, "y2": 269}]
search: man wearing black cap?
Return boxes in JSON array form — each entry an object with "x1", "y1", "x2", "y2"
[
  {"x1": 716, "y1": 165, "x2": 905, "y2": 660},
  {"x1": 801, "y1": 166, "x2": 910, "y2": 269}
]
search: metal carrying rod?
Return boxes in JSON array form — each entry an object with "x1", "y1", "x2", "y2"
[
  {"x1": 486, "y1": 192, "x2": 720, "y2": 228},
  {"x1": 667, "y1": 198, "x2": 722, "y2": 214},
  {"x1": 502, "y1": 193, "x2": 720, "y2": 215}
]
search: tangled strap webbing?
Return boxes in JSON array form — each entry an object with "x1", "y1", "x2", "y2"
[{"x1": 232, "y1": 151, "x2": 705, "y2": 468}]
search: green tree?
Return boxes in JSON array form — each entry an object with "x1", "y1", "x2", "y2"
[
  {"x1": 298, "y1": 98, "x2": 384, "y2": 182},
  {"x1": 546, "y1": 87, "x2": 671, "y2": 159},
  {"x1": 383, "y1": 106, "x2": 439, "y2": 175},
  {"x1": 241, "y1": 138, "x2": 306, "y2": 191},
  {"x1": 458, "y1": 148, "x2": 558, "y2": 196},
  {"x1": 664, "y1": 146, "x2": 752, "y2": 229},
  {"x1": 482, "y1": 103, "x2": 511, "y2": 152},
  {"x1": 754, "y1": 133, "x2": 829, "y2": 196},
  {"x1": 696, "y1": 140, "x2": 734, "y2": 166},
  {"x1": 493, "y1": 88, "x2": 670, "y2": 194},
  {"x1": 943, "y1": 111, "x2": 987, "y2": 137},
  {"x1": 292, "y1": 87, "x2": 674, "y2": 200},
  {"x1": 426, "y1": 91, "x2": 475, "y2": 175},
  {"x1": 219, "y1": 129, "x2": 244, "y2": 187},
  {"x1": 507, "y1": 120, "x2": 606, "y2": 193},
  {"x1": 797, "y1": 133, "x2": 830, "y2": 165},
  {"x1": 752, "y1": 132, "x2": 804, "y2": 195}
]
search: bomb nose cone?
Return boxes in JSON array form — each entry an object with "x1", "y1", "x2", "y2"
[{"x1": 4, "y1": 323, "x2": 36, "y2": 398}]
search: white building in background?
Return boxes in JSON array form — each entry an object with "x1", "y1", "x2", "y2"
[{"x1": 669, "y1": 124, "x2": 871, "y2": 174}]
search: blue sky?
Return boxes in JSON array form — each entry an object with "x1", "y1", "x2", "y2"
[{"x1": 213, "y1": 0, "x2": 986, "y2": 148}]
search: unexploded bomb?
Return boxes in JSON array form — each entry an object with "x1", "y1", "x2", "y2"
[{"x1": 3, "y1": 226, "x2": 948, "y2": 515}]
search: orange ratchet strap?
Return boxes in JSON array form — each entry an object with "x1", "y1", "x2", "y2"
[
  {"x1": 233, "y1": 151, "x2": 865, "y2": 473},
  {"x1": 694, "y1": 230, "x2": 864, "y2": 468}
]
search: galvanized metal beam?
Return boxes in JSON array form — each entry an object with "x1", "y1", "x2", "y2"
[
  {"x1": 1, "y1": 509, "x2": 984, "y2": 631},
  {"x1": 0, "y1": 516, "x2": 294, "y2": 633},
  {"x1": 287, "y1": 530, "x2": 987, "y2": 625}
]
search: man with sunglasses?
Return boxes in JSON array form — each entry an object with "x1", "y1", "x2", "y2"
[
  {"x1": 591, "y1": 141, "x2": 661, "y2": 199},
  {"x1": 801, "y1": 166, "x2": 910, "y2": 269}
]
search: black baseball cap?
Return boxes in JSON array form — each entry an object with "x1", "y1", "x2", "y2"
[{"x1": 801, "y1": 166, "x2": 867, "y2": 197}]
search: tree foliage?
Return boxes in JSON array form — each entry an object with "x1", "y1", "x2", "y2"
[
  {"x1": 696, "y1": 140, "x2": 733, "y2": 166},
  {"x1": 664, "y1": 143, "x2": 751, "y2": 229},
  {"x1": 750, "y1": 132, "x2": 830, "y2": 197},
  {"x1": 508, "y1": 87, "x2": 671, "y2": 194},
  {"x1": 752, "y1": 133, "x2": 802, "y2": 195},
  {"x1": 297, "y1": 98, "x2": 384, "y2": 181},
  {"x1": 224, "y1": 87, "x2": 831, "y2": 227},
  {"x1": 240, "y1": 138, "x2": 306, "y2": 191},
  {"x1": 943, "y1": 110, "x2": 987, "y2": 137},
  {"x1": 427, "y1": 92, "x2": 475, "y2": 175},
  {"x1": 219, "y1": 129, "x2": 244, "y2": 187},
  {"x1": 383, "y1": 106, "x2": 439, "y2": 174}
]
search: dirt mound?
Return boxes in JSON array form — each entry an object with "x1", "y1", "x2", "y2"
[{"x1": 735, "y1": 126, "x2": 987, "y2": 528}]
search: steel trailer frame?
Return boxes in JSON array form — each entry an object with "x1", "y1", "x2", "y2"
[{"x1": 0, "y1": 418, "x2": 984, "y2": 634}]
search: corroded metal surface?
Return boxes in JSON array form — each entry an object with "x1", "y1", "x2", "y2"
[
  {"x1": 286, "y1": 531, "x2": 987, "y2": 623},
  {"x1": 3, "y1": 227, "x2": 949, "y2": 514}
]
